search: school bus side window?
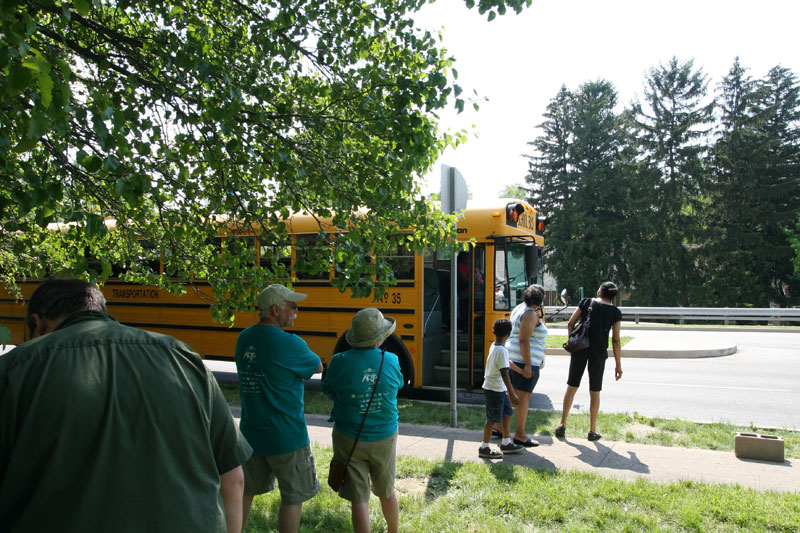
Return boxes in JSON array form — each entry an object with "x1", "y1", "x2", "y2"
[
  {"x1": 333, "y1": 235, "x2": 371, "y2": 280},
  {"x1": 259, "y1": 239, "x2": 291, "y2": 280},
  {"x1": 227, "y1": 236, "x2": 256, "y2": 265},
  {"x1": 142, "y1": 240, "x2": 162, "y2": 275},
  {"x1": 295, "y1": 234, "x2": 331, "y2": 280},
  {"x1": 380, "y1": 241, "x2": 415, "y2": 281},
  {"x1": 111, "y1": 239, "x2": 162, "y2": 278}
]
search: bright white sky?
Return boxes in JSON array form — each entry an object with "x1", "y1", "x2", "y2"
[{"x1": 413, "y1": 0, "x2": 800, "y2": 201}]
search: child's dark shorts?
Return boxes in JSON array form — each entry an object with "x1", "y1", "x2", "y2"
[{"x1": 484, "y1": 389, "x2": 513, "y2": 423}]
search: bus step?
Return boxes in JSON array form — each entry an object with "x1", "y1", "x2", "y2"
[
  {"x1": 433, "y1": 365, "x2": 480, "y2": 371},
  {"x1": 437, "y1": 350, "x2": 472, "y2": 366},
  {"x1": 433, "y1": 366, "x2": 484, "y2": 384},
  {"x1": 440, "y1": 331, "x2": 471, "y2": 343},
  {"x1": 418, "y1": 385, "x2": 483, "y2": 393}
]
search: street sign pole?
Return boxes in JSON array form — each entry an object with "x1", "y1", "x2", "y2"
[{"x1": 441, "y1": 165, "x2": 467, "y2": 428}]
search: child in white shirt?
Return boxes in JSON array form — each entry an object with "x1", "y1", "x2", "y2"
[{"x1": 479, "y1": 318, "x2": 522, "y2": 458}]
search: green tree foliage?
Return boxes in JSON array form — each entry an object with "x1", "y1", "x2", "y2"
[
  {"x1": 524, "y1": 86, "x2": 573, "y2": 291},
  {"x1": 789, "y1": 212, "x2": 800, "y2": 277},
  {"x1": 525, "y1": 80, "x2": 634, "y2": 296},
  {"x1": 525, "y1": 59, "x2": 800, "y2": 308},
  {"x1": 628, "y1": 57, "x2": 713, "y2": 306},
  {"x1": 498, "y1": 183, "x2": 526, "y2": 199},
  {"x1": 0, "y1": 0, "x2": 530, "y2": 323},
  {"x1": 699, "y1": 60, "x2": 800, "y2": 306},
  {"x1": 525, "y1": 85, "x2": 572, "y2": 218}
]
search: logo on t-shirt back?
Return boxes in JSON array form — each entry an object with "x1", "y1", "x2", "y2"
[
  {"x1": 362, "y1": 367, "x2": 378, "y2": 383},
  {"x1": 243, "y1": 346, "x2": 256, "y2": 361}
]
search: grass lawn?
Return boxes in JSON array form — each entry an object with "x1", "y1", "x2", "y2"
[
  {"x1": 242, "y1": 445, "x2": 800, "y2": 532},
  {"x1": 546, "y1": 335, "x2": 632, "y2": 349},
  {"x1": 219, "y1": 384, "x2": 799, "y2": 459},
  {"x1": 225, "y1": 324, "x2": 799, "y2": 531}
]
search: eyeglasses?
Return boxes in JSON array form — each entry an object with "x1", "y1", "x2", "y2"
[{"x1": 284, "y1": 301, "x2": 298, "y2": 310}]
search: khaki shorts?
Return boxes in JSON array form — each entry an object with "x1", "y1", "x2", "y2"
[
  {"x1": 332, "y1": 428, "x2": 397, "y2": 503},
  {"x1": 242, "y1": 446, "x2": 321, "y2": 505}
]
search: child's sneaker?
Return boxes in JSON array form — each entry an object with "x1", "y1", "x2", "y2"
[
  {"x1": 478, "y1": 446, "x2": 503, "y2": 459},
  {"x1": 499, "y1": 442, "x2": 524, "y2": 454}
]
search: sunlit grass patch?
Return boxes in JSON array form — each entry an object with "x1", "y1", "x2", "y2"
[
  {"x1": 546, "y1": 335, "x2": 632, "y2": 348},
  {"x1": 243, "y1": 445, "x2": 800, "y2": 532}
]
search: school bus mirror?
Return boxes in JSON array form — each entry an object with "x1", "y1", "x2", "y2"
[
  {"x1": 536, "y1": 216, "x2": 549, "y2": 233},
  {"x1": 505, "y1": 203, "x2": 524, "y2": 225}
]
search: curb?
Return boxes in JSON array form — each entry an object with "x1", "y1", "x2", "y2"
[
  {"x1": 547, "y1": 324, "x2": 800, "y2": 333},
  {"x1": 544, "y1": 346, "x2": 738, "y2": 359}
]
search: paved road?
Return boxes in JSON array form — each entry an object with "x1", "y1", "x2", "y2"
[
  {"x1": 532, "y1": 329, "x2": 800, "y2": 430},
  {"x1": 210, "y1": 328, "x2": 800, "y2": 429},
  {"x1": 9, "y1": 327, "x2": 796, "y2": 429}
]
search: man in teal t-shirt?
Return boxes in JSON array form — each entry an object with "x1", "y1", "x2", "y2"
[{"x1": 235, "y1": 284, "x2": 323, "y2": 533}]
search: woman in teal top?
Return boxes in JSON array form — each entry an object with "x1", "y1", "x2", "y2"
[{"x1": 322, "y1": 308, "x2": 404, "y2": 533}]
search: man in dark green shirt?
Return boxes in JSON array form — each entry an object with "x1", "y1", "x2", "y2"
[{"x1": 0, "y1": 278, "x2": 252, "y2": 532}]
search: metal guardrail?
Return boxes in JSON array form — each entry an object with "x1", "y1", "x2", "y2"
[{"x1": 544, "y1": 306, "x2": 800, "y2": 324}]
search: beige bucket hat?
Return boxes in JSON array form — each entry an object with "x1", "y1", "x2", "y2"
[{"x1": 346, "y1": 308, "x2": 396, "y2": 348}]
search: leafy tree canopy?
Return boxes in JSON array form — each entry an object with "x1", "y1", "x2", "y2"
[
  {"x1": 0, "y1": 0, "x2": 531, "y2": 326},
  {"x1": 498, "y1": 183, "x2": 526, "y2": 199}
]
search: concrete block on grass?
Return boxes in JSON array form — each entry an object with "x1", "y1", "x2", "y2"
[{"x1": 734, "y1": 432, "x2": 784, "y2": 462}]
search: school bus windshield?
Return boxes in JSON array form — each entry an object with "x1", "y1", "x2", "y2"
[{"x1": 493, "y1": 242, "x2": 541, "y2": 310}]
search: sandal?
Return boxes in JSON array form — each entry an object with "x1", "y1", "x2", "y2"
[
  {"x1": 554, "y1": 425, "x2": 566, "y2": 438},
  {"x1": 512, "y1": 437, "x2": 540, "y2": 447}
]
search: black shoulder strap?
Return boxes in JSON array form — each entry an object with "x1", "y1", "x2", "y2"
[{"x1": 583, "y1": 299, "x2": 594, "y2": 325}]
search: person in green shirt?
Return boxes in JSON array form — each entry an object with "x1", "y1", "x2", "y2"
[
  {"x1": 235, "y1": 284, "x2": 323, "y2": 533},
  {"x1": 0, "y1": 278, "x2": 252, "y2": 533}
]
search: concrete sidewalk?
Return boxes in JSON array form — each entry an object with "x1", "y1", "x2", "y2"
[
  {"x1": 226, "y1": 327, "x2": 794, "y2": 493},
  {"x1": 300, "y1": 414, "x2": 797, "y2": 494}
]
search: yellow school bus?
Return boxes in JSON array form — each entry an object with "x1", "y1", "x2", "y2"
[{"x1": 0, "y1": 200, "x2": 545, "y2": 392}]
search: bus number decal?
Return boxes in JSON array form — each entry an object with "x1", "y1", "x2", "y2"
[{"x1": 378, "y1": 292, "x2": 401, "y2": 304}]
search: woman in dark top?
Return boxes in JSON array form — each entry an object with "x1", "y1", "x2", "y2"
[{"x1": 555, "y1": 281, "x2": 623, "y2": 441}]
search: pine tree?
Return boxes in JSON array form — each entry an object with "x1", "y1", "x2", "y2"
[
  {"x1": 701, "y1": 59, "x2": 800, "y2": 307},
  {"x1": 525, "y1": 80, "x2": 633, "y2": 297},
  {"x1": 751, "y1": 66, "x2": 800, "y2": 304},
  {"x1": 629, "y1": 57, "x2": 713, "y2": 305},
  {"x1": 525, "y1": 85, "x2": 573, "y2": 218}
]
